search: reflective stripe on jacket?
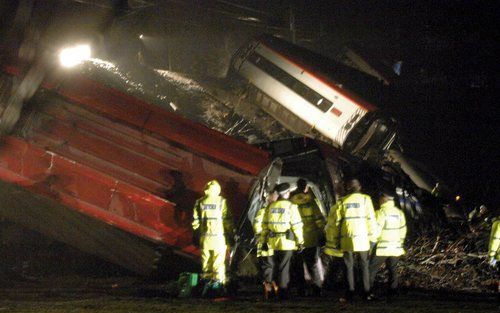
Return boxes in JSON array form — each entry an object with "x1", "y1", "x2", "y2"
[
  {"x1": 374, "y1": 201, "x2": 407, "y2": 256},
  {"x1": 260, "y1": 199, "x2": 304, "y2": 251},
  {"x1": 253, "y1": 206, "x2": 274, "y2": 257},
  {"x1": 324, "y1": 192, "x2": 376, "y2": 253},
  {"x1": 291, "y1": 192, "x2": 325, "y2": 248},
  {"x1": 489, "y1": 218, "x2": 500, "y2": 260},
  {"x1": 192, "y1": 195, "x2": 233, "y2": 250}
]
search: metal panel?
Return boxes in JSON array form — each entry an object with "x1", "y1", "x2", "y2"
[{"x1": 0, "y1": 67, "x2": 272, "y2": 273}]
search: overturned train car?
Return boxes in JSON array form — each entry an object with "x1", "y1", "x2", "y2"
[{"x1": 0, "y1": 65, "x2": 270, "y2": 276}]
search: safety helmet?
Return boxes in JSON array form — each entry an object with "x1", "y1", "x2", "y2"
[
  {"x1": 204, "y1": 180, "x2": 221, "y2": 196},
  {"x1": 275, "y1": 182, "x2": 291, "y2": 195}
]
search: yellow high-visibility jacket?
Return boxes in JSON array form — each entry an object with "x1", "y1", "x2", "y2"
[
  {"x1": 192, "y1": 194, "x2": 233, "y2": 250},
  {"x1": 291, "y1": 192, "x2": 325, "y2": 248},
  {"x1": 488, "y1": 217, "x2": 500, "y2": 261},
  {"x1": 260, "y1": 199, "x2": 304, "y2": 251},
  {"x1": 253, "y1": 206, "x2": 274, "y2": 257},
  {"x1": 374, "y1": 201, "x2": 407, "y2": 257},
  {"x1": 324, "y1": 192, "x2": 377, "y2": 253}
]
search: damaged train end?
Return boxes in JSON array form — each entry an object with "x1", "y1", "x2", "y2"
[{"x1": 230, "y1": 137, "x2": 427, "y2": 279}]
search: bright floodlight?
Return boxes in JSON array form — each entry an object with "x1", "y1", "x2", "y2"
[{"x1": 59, "y1": 44, "x2": 91, "y2": 68}]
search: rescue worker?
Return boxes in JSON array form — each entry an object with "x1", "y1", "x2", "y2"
[
  {"x1": 260, "y1": 182, "x2": 304, "y2": 299},
  {"x1": 253, "y1": 190, "x2": 278, "y2": 299},
  {"x1": 192, "y1": 180, "x2": 234, "y2": 285},
  {"x1": 369, "y1": 191, "x2": 407, "y2": 299},
  {"x1": 488, "y1": 216, "x2": 499, "y2": 267},
  {"x1": 290, "y1": 178, "x2": 325, "y2": 296},
  {"x1": 488, "y1": 215, "x2": 499, "y2": 293},
  {"x1": 468, "y1": 204, "x2": 490, "y2": 233},
  {"x1": 324, "y1": 178, "x2": 377, "y2": 302}
]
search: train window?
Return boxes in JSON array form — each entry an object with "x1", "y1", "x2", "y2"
[
  {"x1": 319, "y1": 98, "x2": 332, "y2": 111},
  {"x1": 247, "y1": 52, "x2": 333, "y2": 113}
]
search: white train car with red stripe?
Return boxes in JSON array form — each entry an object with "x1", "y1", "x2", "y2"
[{"x1": 231, "y1": 35, "x2": 397, "y2": 157}]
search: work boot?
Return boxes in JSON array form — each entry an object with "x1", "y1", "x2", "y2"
[
  {"x1": 271, "y1": 281, "x2": 279, "y2": 298},
  {"x1": 364, "y1": 292, "x2": 376, "y2": 301},
  {"x1": 263, "y1": 282, "x2": 272, "y2": 300}
]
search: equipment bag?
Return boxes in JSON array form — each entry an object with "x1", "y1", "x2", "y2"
[{"x1": 177, "y1": 272, "x2": 199, "y2": 298}]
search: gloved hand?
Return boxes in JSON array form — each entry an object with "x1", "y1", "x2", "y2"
[
  {"x1": 261, "y1": 242, "x2": 269, "y2": 251},
  {"x1": 489, "y1": 258, "x2": 497, "y2": 267}
]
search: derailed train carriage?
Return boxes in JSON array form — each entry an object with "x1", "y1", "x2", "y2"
[
  {"x1": 230, "y1": 35, "x2": 441, "y2": 196},
  {"x1": 230, "y1": 34, "x2": 398, "y2": 160}
]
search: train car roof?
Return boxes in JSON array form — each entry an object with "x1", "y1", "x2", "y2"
[{"x1": 257, "y1": 34, "x2": 387, "y2": 110}]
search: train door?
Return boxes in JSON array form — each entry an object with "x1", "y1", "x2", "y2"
[{"x1": 230, "y1": 158, "x2": 282, "y2": 270}]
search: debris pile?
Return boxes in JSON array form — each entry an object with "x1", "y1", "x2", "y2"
[{"x1": 400, "y1": 227, "x2": 497, "y2": 293}]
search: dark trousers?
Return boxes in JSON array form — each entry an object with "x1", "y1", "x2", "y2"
[
  {"x1": 322, "y1": 255, "x2": 345, "y2": 291},
  {"x1": 292, "y1": 247, "x2": 323, "y2": 289},
  {"x1": 343, "y1": 251, "x2": 370, "y2": 293},
  {"x1": 259, "y1": 256, "x2": 273, "y2": 283},
  {"x1": 266, "y1": 250, "x2": 293, "y2": 289},
  {"x1": 369, "y1": 255, "x2": 399, "y2": 290}
]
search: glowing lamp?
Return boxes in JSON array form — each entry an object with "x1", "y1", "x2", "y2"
[{"x1": 59, "y1": 44, "x2": 91, "y2": 68}]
